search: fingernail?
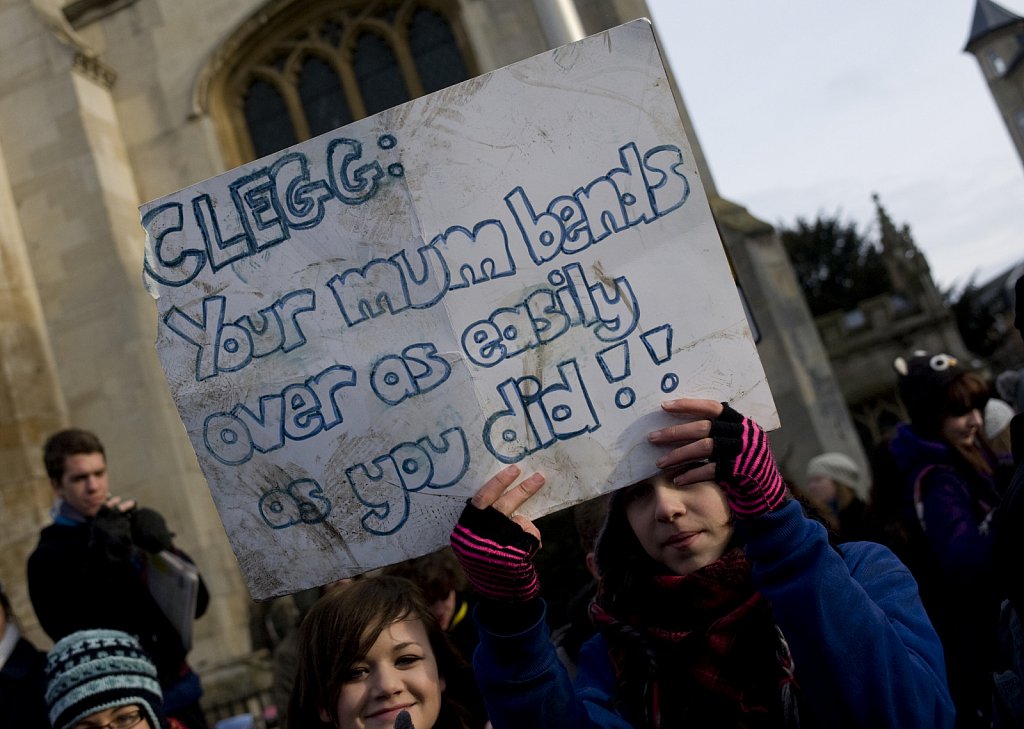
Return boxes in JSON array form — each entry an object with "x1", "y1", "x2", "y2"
[
  {"x1": 648, "y1": 431, "x2": 660, "y2": 441},
  {"x1": 655, "y1": 457, "x2": 666, "y2": 468},
  {"x1": 504, "y1": 464, "x2": 520, "y2": 476}
]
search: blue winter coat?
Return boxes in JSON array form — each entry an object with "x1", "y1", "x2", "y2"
[{"x1": 472, "y1": 499, "x2": 954, "y2": 728}]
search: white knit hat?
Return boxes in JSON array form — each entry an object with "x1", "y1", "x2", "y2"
[
  {"x1": 984, "y1": 398, "x2": 1015, "y2": 441},
  {"x1": 806, "y1": 452, "x2": 869, "y2": 502}
]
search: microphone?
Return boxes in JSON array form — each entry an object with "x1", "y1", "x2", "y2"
[{"x1": 394, "y1": 710, "x2": 414, "y2": 729}]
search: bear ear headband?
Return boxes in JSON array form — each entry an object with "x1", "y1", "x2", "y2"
[{"x1": 892, "y1": 351, "x2": 958, "y2": 377}]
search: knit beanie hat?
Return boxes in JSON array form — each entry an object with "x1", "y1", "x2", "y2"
[
  {"x1": 45, "y1": 629, "x2": 165, "y2": 729},
  {"x1": 893, "y1": 351, "x2": 966, "y2": 432},
  {"x1": 806, "y1": 452, "x2": 868, "y2": 501},
  {"x1": 984, "y1": 398, "x2": 1015, "y2": 441}
]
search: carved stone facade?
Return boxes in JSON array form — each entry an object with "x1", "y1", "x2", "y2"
[{"x1": 0, "y1": 0, "x2": 860, "y2": 675}]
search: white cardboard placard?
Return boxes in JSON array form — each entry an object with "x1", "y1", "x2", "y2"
[{"x1": 141, "y1": 20, "x2": 776, "y2": 600}]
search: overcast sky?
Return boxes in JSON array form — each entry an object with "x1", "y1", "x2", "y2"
[{"x1": 643, "y1": 0, "x2": 1024, "y2": 292}]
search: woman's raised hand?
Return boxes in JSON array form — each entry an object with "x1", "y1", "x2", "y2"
[
  {"x1": 450, "y1": 465, "x2": 546, "y2": 602},
  {"x1": 649, "y1": 397, "x2": 787, "y2": 518}
]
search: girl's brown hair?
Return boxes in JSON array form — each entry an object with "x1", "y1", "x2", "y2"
[
  {"x1": 940, "y1": 371, "x2": 994, "y2": 477},
  {"x1": 286, "y1": 575, "x2": 474, "y2": 729}
]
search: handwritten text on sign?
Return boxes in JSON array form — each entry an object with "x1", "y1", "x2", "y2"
[{"x1": 141, "y1": 20, "x2": 775, "y2": 599}]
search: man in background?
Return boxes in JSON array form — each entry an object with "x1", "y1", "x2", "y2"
[{"x1": 27, "y1": 428, "x2": 210, "y2": 729}]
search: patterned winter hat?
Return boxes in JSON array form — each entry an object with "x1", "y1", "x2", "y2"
[
  {"x1": 893, "y1": 351, "x2": 966, "y2": 430},
  {"x1": 45, "y1": 629, "x2": 165, "y2": 729},
  {"x1": 984, "y1": 398, "x2": 1015, "y2": 441}
]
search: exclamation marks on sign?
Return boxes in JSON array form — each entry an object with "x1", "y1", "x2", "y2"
[
  {"x1": 596, "y1": 341, "x2": 634, "y2": 409},
  {"x1": 378, "y1": 134, "x2": 404, "y2": 178},
  {"x1": 596, "y1": 324, "x2": 678, "y2": 410},
  {"x1": 640, "y1": 324, "x2": 679, "y2": 394}
]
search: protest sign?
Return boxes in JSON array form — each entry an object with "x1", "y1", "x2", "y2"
[{"x1": 141, "y1": 19, "x2": 777, "y2": 600}]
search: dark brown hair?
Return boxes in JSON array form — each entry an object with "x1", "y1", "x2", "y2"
[
  {"x1": 573, "y1": 494, "x2": 611, "y2": 554},
  {"x1": 286, "y1": 576, "x2": 473, "y2": 729},
  {"x1": 939, "y1": 372, "x2": 994, "y2": 477},
  {"x1": 43, "y1": 428, "x2": 105, "y2": 481}
]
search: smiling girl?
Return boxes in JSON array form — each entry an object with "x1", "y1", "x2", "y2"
[
  {"x1": 287, "y1": 576, "x2": 481, "y2": 729},
  {"x1": 890, "y1": 351, "x2": 1011, "y2": 727}
]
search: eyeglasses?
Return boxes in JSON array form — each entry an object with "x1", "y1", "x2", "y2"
[{"x1": 72, "y1": 709, "x2": 146, "y2": 729}]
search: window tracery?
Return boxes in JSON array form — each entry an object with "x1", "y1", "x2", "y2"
[{"x1": 207, "y1": 0, "x2": 476, "y2": 165}]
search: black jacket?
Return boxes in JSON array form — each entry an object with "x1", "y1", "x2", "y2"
[
  {"x1": 0, "y1": 636, "x2": 49, "y2": 729},
  {"x1": 27, "y1": 506, "x2": 209, "y2": 685}
]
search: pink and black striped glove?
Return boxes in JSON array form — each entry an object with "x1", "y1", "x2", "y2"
[
  {"x1": 710, "y1": 404, "x2": 788, "y2": 518},
  {"x1": 450, "y1": 501, "x2": 540, "y2": 602}
]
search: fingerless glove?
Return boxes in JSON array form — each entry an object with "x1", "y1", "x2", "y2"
[
  {"x1": 710, "y1": 404, "x2": 787, "y2": 517},
  {"x1": 450, "y1": 502, "x2": 540, "y2": 602}
]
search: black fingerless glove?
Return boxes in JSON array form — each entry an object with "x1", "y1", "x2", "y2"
[
  {"x1": 709, "y1": 404, "x2": 788, "y2": 518},
  {"x1": 450, "y1": 501, "x2": 540, "y2": 602}
]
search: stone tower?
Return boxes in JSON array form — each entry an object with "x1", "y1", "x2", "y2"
[
  {"x1": 964, "y1": 0, "x2": 1024, "y2": 168},
  {"x1": 874, "y1": 193, "x2": 947, "y2": 314}
]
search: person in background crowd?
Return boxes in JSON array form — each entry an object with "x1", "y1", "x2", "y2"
[
  {"x1": 995, "y1": 369, "x2": 1024, "y2": 414},
  {"x1": 985, "y1": 398, "x2": 1015, "y2": 457},
  {"x1": 28, "y1": 428, "x2": 210, "y2": 729},
  {"x1": 551, "y1": 494, "x2": 610, "y2": 678},
  {"x1": 0, "y1": 579, "x2": 48, "y2": 729},
  {"x1": 891, "y1": 351, "x2": 1009, "y2": 728},
  {"x1": 44, "y1": 628, "x2": 187, "y2": 729},
  {"x1": 383, "y1": 549, "x2": 479, "y2": 663},
  {"x1": 287, "y1": 575, "x2": 486, "y2": 729},
  {"x1": 452, "y1": 397, "x2": 954, "y2": 728},
  {"x1": 802, "y1": 452, "x2": 871, "y2": 542}
]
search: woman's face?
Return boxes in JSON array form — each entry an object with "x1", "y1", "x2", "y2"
[
  {"x1": 328, "y1": 616, "x2": 444, "y2": 729},
  {"x1": 805, "y1": 475, "x2": 839, "y2": 514},
  {"x1": 941, "y1": 407, "x2": 983, "y2": 448},
  {"x1": 624, "y1": 476, "x2": 734, "y2": 575},
  {"x1": 71, "y1": 704, "x2": 150, "y2": 729}
]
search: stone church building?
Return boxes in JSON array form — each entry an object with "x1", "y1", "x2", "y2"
[{"x1": 0, "y1": 0, "x2": 861, "y2": 676}]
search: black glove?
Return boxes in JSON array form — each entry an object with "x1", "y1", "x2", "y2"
[
  {"x1": 709, "y1": 404, "x2": 788, "y2": 517},
  {"x1": 450, "y1": 501, "x2": 541, "y2": 602},
  {"x1": 130, "y1": 507, "x2": 175, "y2": 553},
  {"x1": 89, "y1": 506, "x2": 136, "y2": 562}
]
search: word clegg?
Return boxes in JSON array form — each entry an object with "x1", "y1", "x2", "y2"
[{"x1": 144, "y1": 138, "x2": 403, "y2": 286}]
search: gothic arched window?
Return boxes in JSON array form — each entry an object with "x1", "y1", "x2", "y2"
[{"x1": 207, "y1": 0, "x2": 477, "y2": 166}]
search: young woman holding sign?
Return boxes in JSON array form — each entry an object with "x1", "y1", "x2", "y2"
[{"x1": 450, "y1": 398, "x2": 955, "y2": 728}]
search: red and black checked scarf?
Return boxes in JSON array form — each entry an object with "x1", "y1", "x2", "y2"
[{"x1": 590, "y1": 547, "x2": 799, "y2": 728}]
